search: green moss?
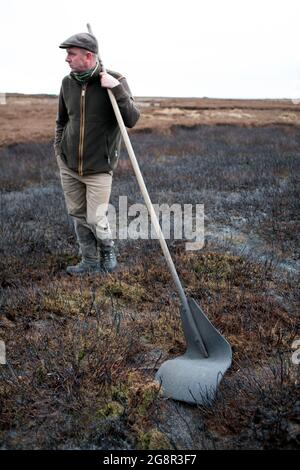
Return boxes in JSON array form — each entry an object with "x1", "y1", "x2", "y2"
[
  {"x1": 128, "y1": 381, "x2": 161, "y2": 418},
  {"x1": 43, "y1": 287, "x2": 91, "y2": 316},
  {"x1": 111, "y1": 383, "x2": 130, "y2": 402},
  {"x1": 137, "y1": 428, "x2": 171, "y2": 450},
  {"x1": 96, "y1": 401, "x2": 124, "y2": 419},
  {"x1": 193, "y1": 252, "x2": 263, "y2": 288},
  {"x1": 77, "y1": 350, "x2": 85, "y2": 362},
  {"x1": 102, "y1": 281, "x2": 146, "y2": 303}
]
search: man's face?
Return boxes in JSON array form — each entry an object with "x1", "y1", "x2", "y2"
[{"x1": 65, "y1": 47, "x2": 89, "y2": 72}]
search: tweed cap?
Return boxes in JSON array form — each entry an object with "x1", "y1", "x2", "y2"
[{"x1": 59, "y1": 32, "x2": 98, "y2": 53}]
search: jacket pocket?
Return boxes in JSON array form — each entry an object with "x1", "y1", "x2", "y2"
[{"x1": 105, "y1": 134, "x2": 119, "y2": 170}]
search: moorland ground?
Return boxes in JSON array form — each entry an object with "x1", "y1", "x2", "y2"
[{"x1": 0, "y1": 95, "x2": 299, "y2": 449}]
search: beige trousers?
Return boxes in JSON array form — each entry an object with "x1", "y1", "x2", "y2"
[{"x1": 57, "y1": 155, "x2": 113, "y2": 263}]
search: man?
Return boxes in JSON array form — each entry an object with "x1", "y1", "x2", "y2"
[{"x1": 54, "y1": 32, "x2": 140, "y2": 275}]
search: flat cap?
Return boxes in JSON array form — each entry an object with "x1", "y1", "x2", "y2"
[{"x1": 59, "y1": 32, "x2": 98, "y2": 54}]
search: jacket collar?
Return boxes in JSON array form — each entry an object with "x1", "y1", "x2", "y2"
[{"x1": 70, "y1": 63, "x2": 100, "y2": 84}]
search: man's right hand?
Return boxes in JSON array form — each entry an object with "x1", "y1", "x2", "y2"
[{"x1": 100, "y1": 72, "x2": 120, "y2": 89}]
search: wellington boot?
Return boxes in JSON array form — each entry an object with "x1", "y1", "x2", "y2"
[
  {"x1": 66, "y1": 260, "x2": 102, "y2": 275},
  {"x1": 100, "y1": 247, "x2": 117, "y2": 273}
]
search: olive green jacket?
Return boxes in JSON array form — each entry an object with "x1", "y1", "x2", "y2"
[{"x1": 54, "y1": 67, "x2": 140, "y2": 175}]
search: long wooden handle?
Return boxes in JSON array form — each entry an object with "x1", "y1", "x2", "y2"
[{"x1": 86, "y1": 23, "x2": 208, "y2": 358}]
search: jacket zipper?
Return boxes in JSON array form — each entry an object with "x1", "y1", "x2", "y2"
[{"x1": 78, "y1": 83, "x2": 87, "y2": 176}]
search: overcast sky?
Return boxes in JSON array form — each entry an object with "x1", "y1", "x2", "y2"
[{"x1": 1, "y1": 0, "x2": 300, "y2": 98}]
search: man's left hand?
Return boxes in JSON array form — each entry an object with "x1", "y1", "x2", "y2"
[{"x1": 100, "y1": 72, "x2": 120, "y2": 88}]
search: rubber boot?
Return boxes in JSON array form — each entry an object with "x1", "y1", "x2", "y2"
[
  {"x1": 66, "y1": 259, "x2": 102, "y2": 275},
  {"x1": 99, "y1": 241, "x2": 117, "y2": 273},
  {"x1": 67, "y1": 222, "x2": 101, "y2": 275}
]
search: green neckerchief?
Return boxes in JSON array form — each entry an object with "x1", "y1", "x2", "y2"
[{"x1": 70, "y1": 63, "x2": 99, "y2": 84}]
